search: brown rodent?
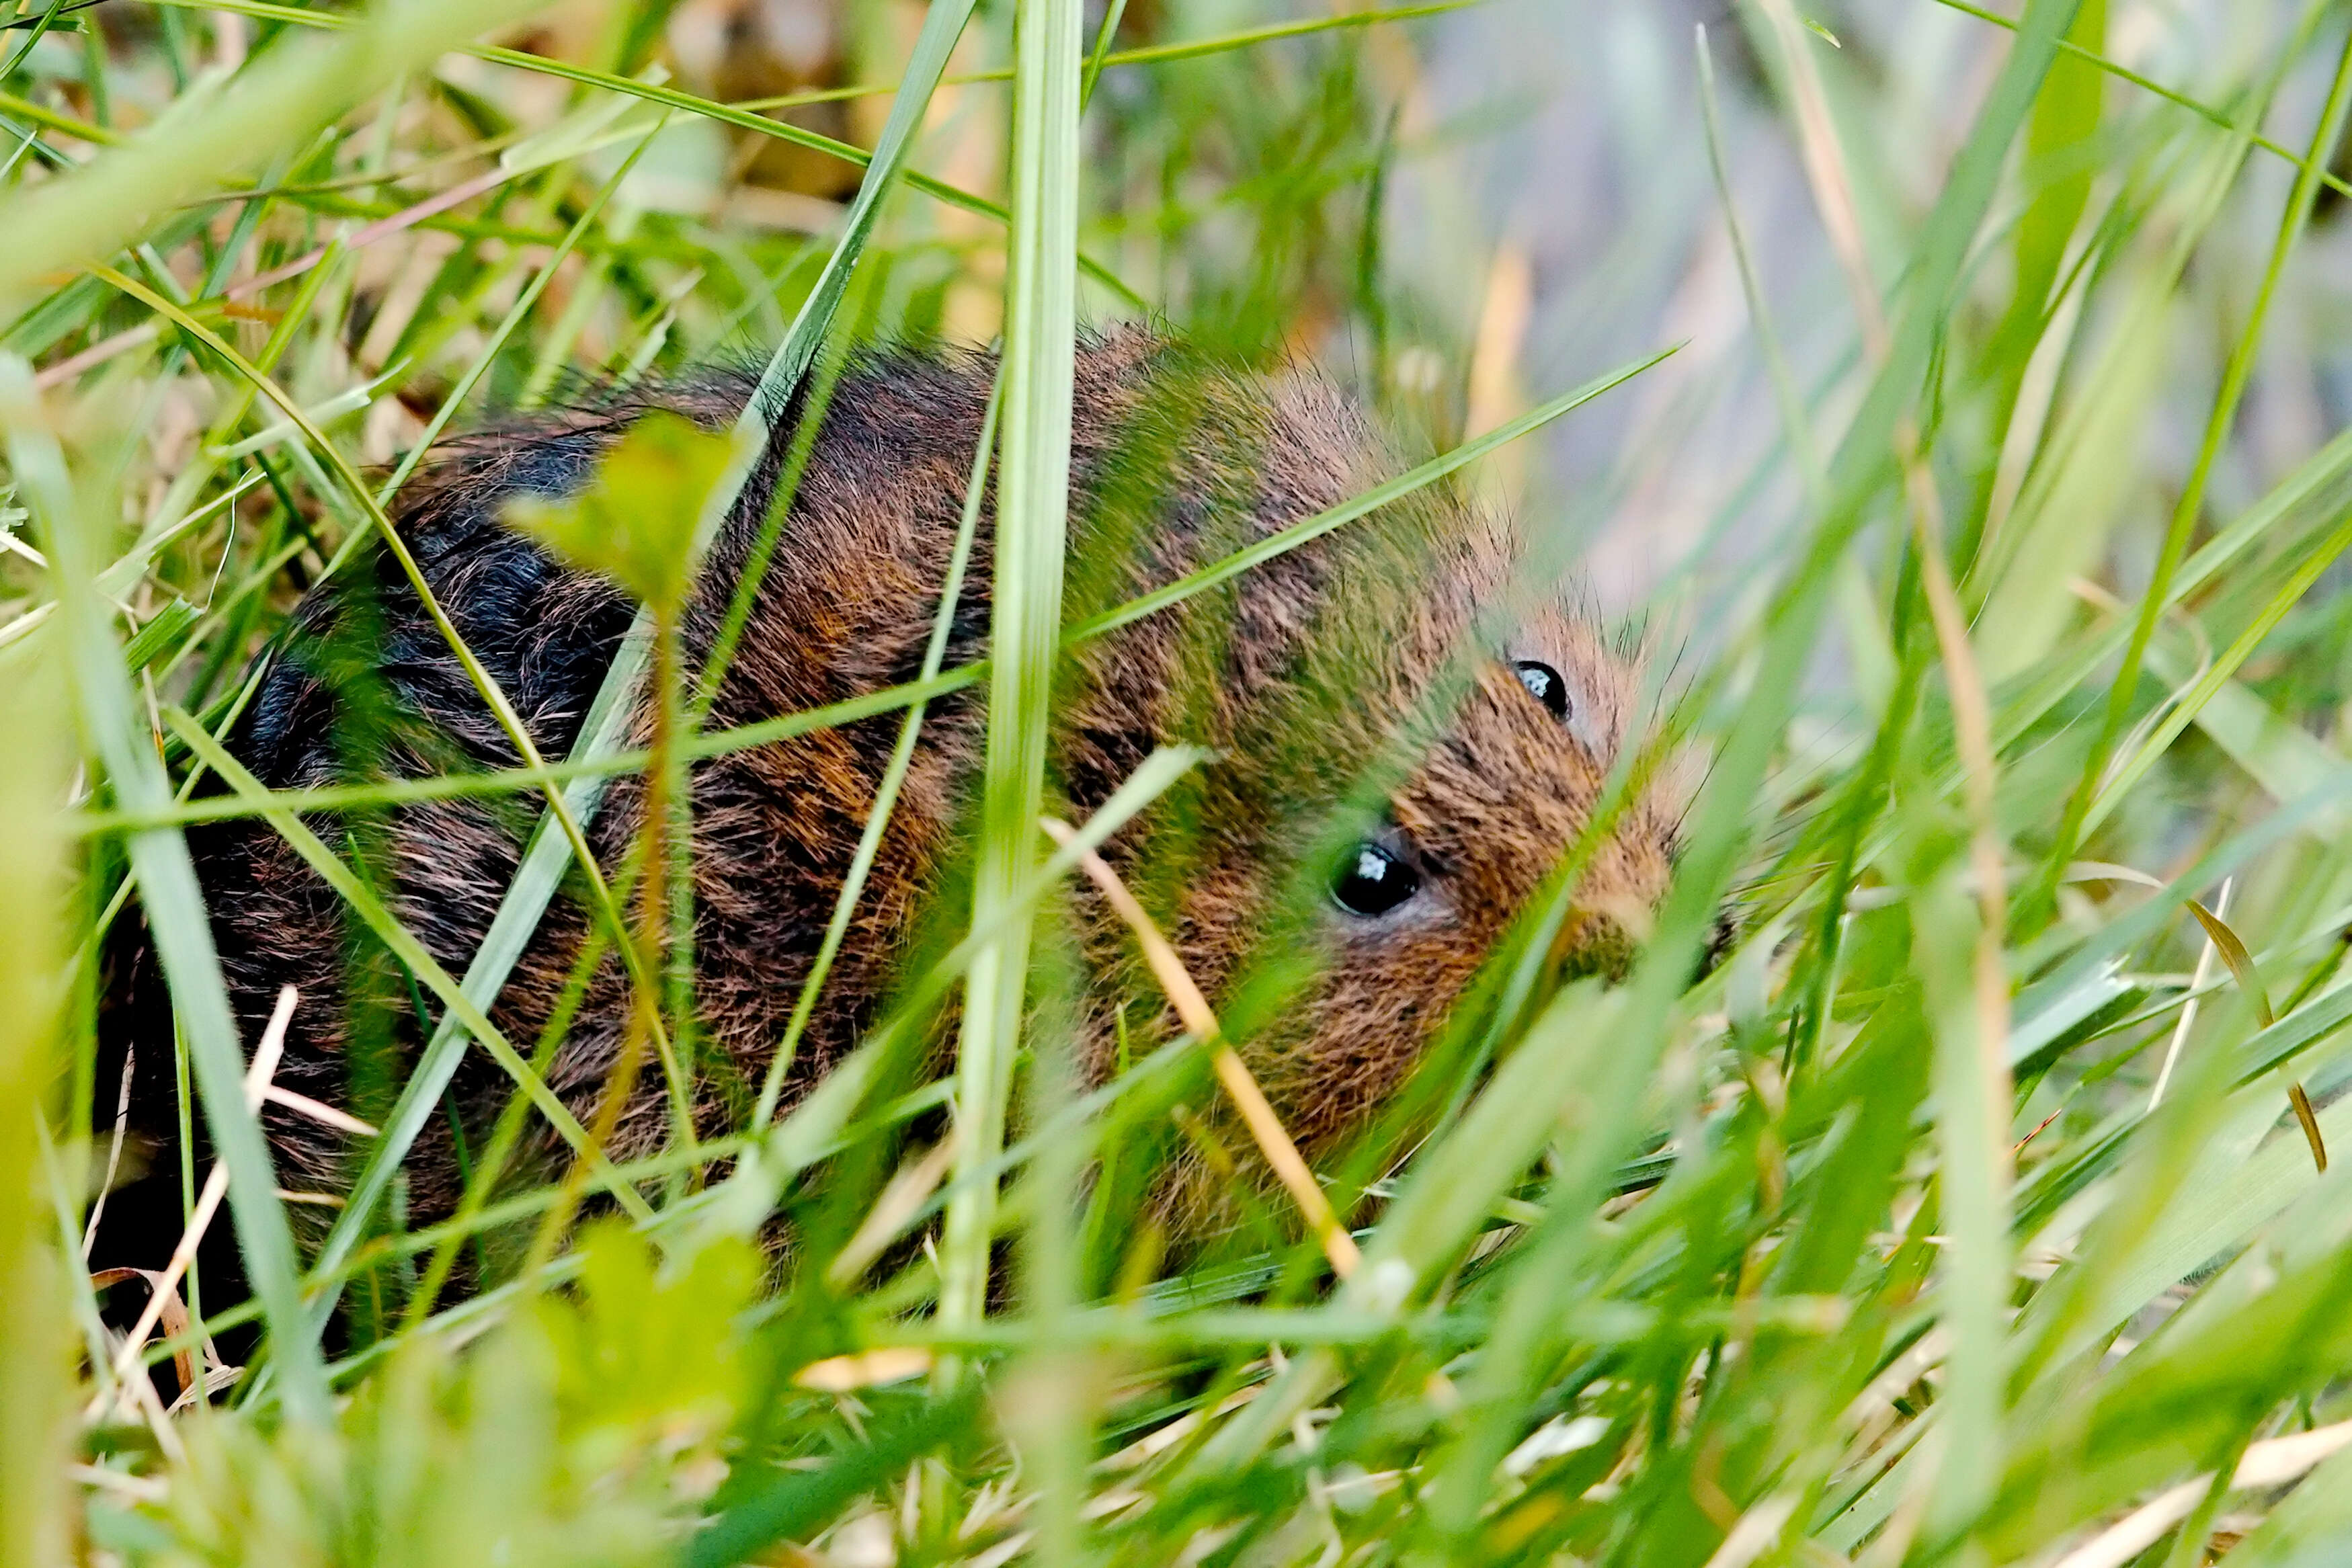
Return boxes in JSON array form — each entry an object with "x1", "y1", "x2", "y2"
[{"x1": 102, "y1": 330, "x2": 1691, "y2": 1282}]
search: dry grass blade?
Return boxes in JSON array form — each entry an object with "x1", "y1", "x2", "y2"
[
  {"x1": 1039, "y1": 817, "x2": 1361, "y2": 1280},
  {"x1": 2048, "y1": 1421, "x2": 2352, "y2": 1568},
  {"x1": 100, "y1": 985, "x2": 294, "y2": 1399},
  {"x1": 2287, "y1": 1082, "x2": 2328, "y2": 1175},
  {"x1": 2183, "y1": 893, "x2": 2277, "y2": 1020},
  {"x1": 261, "y1": 1086, "x2": 378, "y2": 1139},
  {"x1": 86, "y1": 1268, "x2": 199, "y2": 1403},
  {"x1": 2185, "y1": 897, "x2": 2322, "y2": 1170}
]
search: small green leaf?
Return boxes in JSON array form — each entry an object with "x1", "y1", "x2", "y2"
[
  {"x1": 122, "y1": 595, "x2": 197, "y2": 674},
  {"x1": 1803, "y1": 15, "x2": 1843, "y2": 45},
  {"x1": 504, "y1": 411, "x2": 729, "y2": 612}
]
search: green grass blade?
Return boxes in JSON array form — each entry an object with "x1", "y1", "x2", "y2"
[
  {"x1": 2034, "y1": 20, "x2": 2352, "y2": 915},
  {"x1": 936, "y1": 0, "x2": 1086, "y2": 1355},
  {"x1": 1931, "y1": 0, "x2": 2352, "y2": 203},
  {"x1": 747, "y1": 378, "x2": 1003, "y2": 1132},
  {"x1": 0, "y1": 556, "x2": 75, "y2": 1558},
  {"x1": 161, "y1": 708, "x2": 655, "y2": 1225},
  {"x1": 0, "y1": 356, "x2": 333, "y2": 1426}
]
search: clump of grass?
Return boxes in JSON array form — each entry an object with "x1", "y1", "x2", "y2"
[{"x1": 13, "y1": 0, "x2": 2352, "y2": 1565}]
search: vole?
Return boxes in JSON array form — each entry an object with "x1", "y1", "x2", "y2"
[{"x1": 101, "y1": 330, "x2": 1693, "y2": 1286}]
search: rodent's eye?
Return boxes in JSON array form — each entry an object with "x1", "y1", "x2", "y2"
[
  {"x1": 1512, "y1": 659, "x2": 1572, "y2": 721},
  {"x1": 1332, "y1": 841, "x2": 1421, "y2": 919}
]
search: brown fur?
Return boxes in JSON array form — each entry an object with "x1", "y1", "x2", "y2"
[{"x1": 113, "y1": 331, "x2": 1688, "y2": 1271}]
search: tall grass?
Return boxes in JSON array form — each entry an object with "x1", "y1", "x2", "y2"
[{"x1": 13, "y1": 0, "x2": 2352, "y2": 1564}]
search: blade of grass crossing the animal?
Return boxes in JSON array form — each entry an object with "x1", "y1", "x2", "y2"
[
  {"x1": 938, "y1": 0, "x2": 1085, "y2": 1362},
  {"x1": 0, "y1": 356, "x2": 333, "y2": 1426},
  {"x1": 161, "y1": 708, "x2": 657, "y2": 1222},
  {"x1": 2031, "y1": 21, "x2": 2352, "y2": 925},
  {"x1": 749, "y1": 378, "x2": 1003, "y2": 1132}
]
